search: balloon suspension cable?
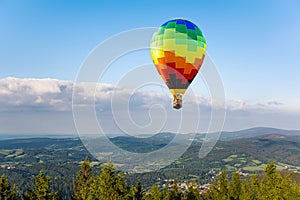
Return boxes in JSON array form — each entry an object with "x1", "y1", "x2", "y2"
[{"x1": 173, "y1": 94, "x2": 183, "y2": 109}]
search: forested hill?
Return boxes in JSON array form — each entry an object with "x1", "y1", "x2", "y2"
[{"x1": 0, "y1": 127, "x2": 300, "y2": 199}]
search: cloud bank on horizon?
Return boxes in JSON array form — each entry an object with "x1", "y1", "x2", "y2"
[
  {"x1": 0, "y1": 77, "x2": 289, "y2": 112},
  {"x1": 0, "y1": 77, "x2": 299, "y2": 135}
]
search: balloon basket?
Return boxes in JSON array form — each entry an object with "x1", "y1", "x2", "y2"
[{"x1": 173, "y1": 94, "x2": 182, "y2": 109}]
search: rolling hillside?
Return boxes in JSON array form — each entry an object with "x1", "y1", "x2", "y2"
[{"x1": 0, "y1": 127, "x2": 300, "y2": 198}]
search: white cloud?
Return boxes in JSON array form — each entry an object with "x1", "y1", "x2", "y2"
[
  {"x1": 267, "y1": 101, "x2": 284, "y2": 106},
  {"x1": 0, "y1": 77, "x2": 73, "y2": 111},
  {"x1": 0, "y1": 77, "x2": 298, "y2": 134},
  {"x1": 226, "y1": 99, "x2": 287, "y2": 113},
  {"x1": 0, "y1": 77, "x2": 210, "y2": 112},
  {"x1": 0, "y1": 77, "x2": 289, "y2": 113},
  {"x1": 228, "y1": 99, "x2": 247, "y2": 110}
]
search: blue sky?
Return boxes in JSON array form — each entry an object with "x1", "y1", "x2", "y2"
[{"x1": 0, "y1": 0, "x2": 300, "y2": 133}]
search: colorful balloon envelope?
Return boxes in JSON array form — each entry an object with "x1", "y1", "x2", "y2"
[{"x1": 150, "y1": 19, "x2": 206, "y2": 109}]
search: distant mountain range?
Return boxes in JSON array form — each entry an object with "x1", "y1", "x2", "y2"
[
  {"x1": 219, "y1": 127, "x2": 300, "y2": 141},
  {"x1": 1, "y1": 126, "x2": 299, "y2": 141}
]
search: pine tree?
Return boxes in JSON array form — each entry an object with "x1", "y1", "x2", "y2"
[
  {"x1": 186, "y1": 183, "x2": 202, "y2": 200},
  {"x1": 205, "y1": 171, "x2": 229, "y2": 200},
  {"x1": 161, "y1": 185, "x2": 169, "y2": 200},
  {"x1": 144, "y1": 185, "x2": 161, "y2": 200},
  {"x1": 229, "y1": 171, "x2": 241, "y2": 200},
  {"x1": 0, "y1": 174, "x2": 17, "y2": 200},
  {"x1": 250, "y1": 174, "x2": 261, "y2": 199},
  {"x1": 167, "y1": 179, "x2": 181, "y2": 200},
  {"x1": 218, "y1": 171, "x2": 229, "y2": 199},
  {"x1": 261, "y1": 162, "x2": 284, "y2": 199},
  {"x1": 280, "y1": 173, "x2": 300, "y2": 199},
  {"x1": 131, "y1": 179, "x2": 143, "y2": 200},
  {"x1": 72, "y1": 156, "x2": 93, "y2": 200},
  {"x1": 239, "y1": 179, "x2": 255, "y2": 200},
  {"x1": 259, "y1": 162, "x2": 300, "y2": 200},
  {"x1": 24, "y1": 170, "x2": 57, "y2": 200},
  {"x1": 91, "y1": 161, "x2": 129, "y2": 200}
]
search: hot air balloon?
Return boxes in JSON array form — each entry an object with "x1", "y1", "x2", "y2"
[{"x1": 150, "y1": 19, "x2": 206, "y2": 109}]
